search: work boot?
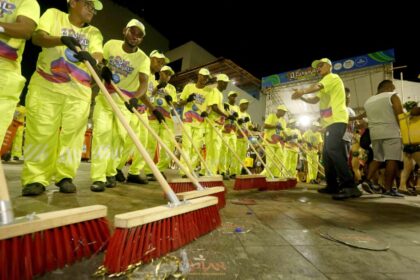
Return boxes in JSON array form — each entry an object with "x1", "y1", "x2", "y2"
[
  {"x1": 106, "y1": 176, "x2": 117, "y2": 188},
  {"x1": 146, "y1": 173, "x2": 156, "y2": 181},
  {"x1": 22, "y1": 182, "x2": 46, "y2": 196},
  {"x1": 55, "y1": 178, "x2": 76, "y2": 193},
  {"x1": 127, "y1": 173, "x2": 148, "y2": 184},
  {"x1": 91, "y1": 181, "x2": 106, "y2": 192},
  {"x1": 115, "y1": 169, "x2": 126, "y2": 182}
]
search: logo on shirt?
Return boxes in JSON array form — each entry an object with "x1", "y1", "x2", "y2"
[
  {"x1": 0, "y1": 1, "x2": 15, "y2": 18},
  {"x1": 108, "y1": 56, "x2": 134, "y2": 78},
  {"x1": 61, "y1": 28, "x2": 89, "y2": 49}
]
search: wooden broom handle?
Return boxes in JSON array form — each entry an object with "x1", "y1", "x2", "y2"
[
  {"x1": 0, "y1": 162, "x2": 10, "y2": 201},
  {"x1": 110, "y1": 82, "x2": 204, "y2": 190},
  {"x1": 79, "y1": 52, "x2": 180, "y2": 205},
  {"x1": 234, "y1": 122, "x2": 275, "y2": 178},
  {"x1": 169, "y1": 104, "x2": 212, "y2": 174},
  {"x1": 206, "y1": 118, "x2": 252, "y2": 175}
]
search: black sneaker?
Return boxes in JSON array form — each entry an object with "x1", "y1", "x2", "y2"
[
  {"x1": 91, "y1": 181, "x2": 106, "y2": 192},
  {"x1": 115, "y1": 169, "x2": 126, "y2": 182},
  {"x1": 222, "y1": 173, "x2": 230, "y2": 180},
  {"x1": 230, "y1": 174, "x2": 236, "y2": 179},
  {"x1": 146, "y1": 173, "x2": 156, "y2": 181},
  {"x1": 12, "y1": 156, "x2": 20, "y2": 161},
  {"x1": 332, "y1": 187, "x2": 362, "y2": 200},
  {"x1": 383, "y1": 187, "x2": 404, "y2": 198},
  {"x1": 106, "y1": 176, "x2": 117, "y2": 188},
  {"x1": 55, "y1": 178, "x2": 76, "y2": 193},
  {"x1": 22, "y1": 182, "x2": 46, "y2": 196},
  {"x1": 127, "y1": 174, "x2": 149, "y2": 184}
]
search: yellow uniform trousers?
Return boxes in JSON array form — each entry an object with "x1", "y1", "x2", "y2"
[
  {"x1": 0, "y1": 72, "x2": 26, "y2": 144},
  {"x1": 117, "y1": 112, "x2": 149, "y2": 175},
  {"x1": 204, "y1": 123, "x2": 222, "y2": 175},
  {"x1": 306, "y1": 149, "x2": 319, "y2": 182},
  {"x1": 284, "y1": 147, "x2": 299, "y2": 177},
  {"x1": 260, "y1": 144, "x2": 284, "y2": 177},
  {"x1": 180, "y1": 123, "x2": 204, "y2": 174},
  {"x1": 90, "y1": 94, "x2": 132, "y2": 182},
  {"x1": 219, "y1": 132, "x2": 237, "y2": 175},
  {"x1": 232, "y1": 138, "x2": 248, "y2": 175},
  {"x1": 143, "y1": 119, "x2": 175, "y2": 173},
  {"x1": 22, "y1": 86, "x2": 90, "y2": 186},
  {"x1": 11, "y1": 125, "x2": 24, "y2": 158}
]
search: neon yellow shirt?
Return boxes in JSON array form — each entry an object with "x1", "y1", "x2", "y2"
[
  {"x1": 13, "y1": 105, "x2": 26, "y2": 123},
  {"x1": 148, "y1": 79, "x2": 178, "y2": 121},
  {"x1": 0, "y1": 0, "x2": 40, "y2": 73},
  {"x1": 284, "y1": 127, "x2": 302, "y2": 151},
  {"x1": 222, "y1": 103, "x2": 239, "y2": 134},
  {"x1": 264, "y1": 113, "x2": 287, "y2": 144},
  {"x1": 103, "y1": 39, "x2": 149, "y2": 113},
  {"x1": 206, "y1": 87, "x2": 225, "y2": 124},
  {"x1": 236, "y1": 111, "x2": 252, "y2": 140},
  {"x1": 316, "y1": 73, "x2": 348, "y2": 128},
  {"x1": 303, "y1": 129, "x2": 323, "y2": 150},
  {"x1": 29, "y1": 8, "x2": 103, "y2": 102},
  {"x1": 180, "y1": 83, "x2": 211, "y2": 127}
]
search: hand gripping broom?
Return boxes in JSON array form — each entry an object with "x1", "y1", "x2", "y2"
[
  {"x1": 234, "y1": 122, "x2": 288, "y2": 190},
  {"x1": 0, "y1": 162, "x2": 110, "y2": 280},
  {"x1": 110, "y1": 82, "x2": 225, "y2": 209},
  {"x1": 167, "y1": 102, "x2": 225, "y2": 189},
  {"x1": 79, "y1": 59, "x2": 221, "y2": 275},
  {"x1": 206, "y1": 118, "x2": 266, "y2": 190}
]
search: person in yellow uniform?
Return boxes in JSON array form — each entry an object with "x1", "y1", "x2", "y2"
[
  {"x1": 292, "y1": 58, "x2": 359, "y2": 199},
  {"x1": 302, "y1": 121, "x2": 323, "y2": 183},
  {"x1": 261, "y1": 105, "x2": 288, "y2": 177},
  {"x1": 178, "y1": 68, "x2": 212, "y2": 174},
  {"x1": 90, "y1": 19, "x2": 163, "y2": 192},
  {"x1": 115, "y1": 49, "x2": 166, "y2": 184},
  {"x1": 0, "y1": 0, "x2": 39, "y2": 145},
  {"x1": 203, "y1": 74, "x2": 231, "y2": 176},
  {"x1": 11, "y1": 103, "x2": 26, "y2": 161},
  {"x1": 21, "y1": 0, "x2": 104, "y2": 196},
  {"x1": 232, "y1": 99, "x2": 252, "y2": 177},
  {"x1": 143, "y1": 65, "x2": 177, "y2": 180},
  {"x1": 283, "y1": 119, "x2": 302, "y2": 177},
  {"x1": 219, "y1": 91, "x2": 239, "y2": 180}
]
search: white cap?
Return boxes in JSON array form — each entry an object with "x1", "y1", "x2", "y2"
[
  {"x1": 150, "y1": 50, "x2": 170, "y2": 63},
  {"x1": 126, "y1": 19, "x2": 146, "y2": 36}
]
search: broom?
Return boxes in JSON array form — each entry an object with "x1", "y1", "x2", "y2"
[
  {"x1": 297, "y1": 142, "x2": 326, "y2": 177},
  {"x1": 257, "y1": 132, "x2": 297, "y2": 188},
  {"x1": 0, "y1": 162, "x2": 110, "y2": 280},
  {"x1": 168, "y1": 102, "x2": 224, "y2": 188},
  {"x1": 111, "y1": 82, "x2": 225, "y2": 209},
  {"x1": 206, "y1": 118, "x2": 266, "y2": 190},
  {"x1": 80, "y1": 58, "x2": 221, "y2": 274},
  {"x1": 235, "y1": 122, "x2": 287, "y2": 191}
]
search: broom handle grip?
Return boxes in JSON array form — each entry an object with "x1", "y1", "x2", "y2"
[
  {"x1": 170, "y1": 105, "x2": 212, "y2": 174},
  {"x1": 0, "y1": 162, "x2": 10, "y2": 201},
  {"x1": 111, "y1": 82, "x2": 203, "y2": 190},
  {"x1": 234, "y1": 123, "x2": 274, "y2": 177},
  {"x1": 80, "y1": 54, "x2": 180, "y2": 205},
  {"x1": 206, "y1": 118, "x2": 252, "y2": 175}
]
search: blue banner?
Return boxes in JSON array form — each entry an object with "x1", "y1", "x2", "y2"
[{"x1": 262, "y1": 49, "x2": 395, "y2": 88}]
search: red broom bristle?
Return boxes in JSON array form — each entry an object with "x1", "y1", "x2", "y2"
[
  {"x1": 103, "y1": 205, "x2": 221, "y2": 274},
  {"x1": 211, "y1": 191, "x2": 226, "y2": 209},
  {"x1": 234, "y1": 177, "x2": 267, "y2": 190}
]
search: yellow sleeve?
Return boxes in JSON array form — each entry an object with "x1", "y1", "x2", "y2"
[
  {"x1": 36, "y1": 8, "x2": 57, "y2": 34},
  {"x1": 103, "y1": 40, "x2": 111, "y2": 60},
  {"x1": 138, "y1": 56, "x2": 150, "y2": 76},
  {"x1": 87, "y1": 28, "x2": 103, "y2": 54},
  {"x1": 17, "y1": 0, "x2": 40, "y2": 25},
  {"x1": 180, "y1": 83, "x2": 192, "y2": 100},
  {"x1": 168, "y1": 84, "x2": 178, "y2": 102}
]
